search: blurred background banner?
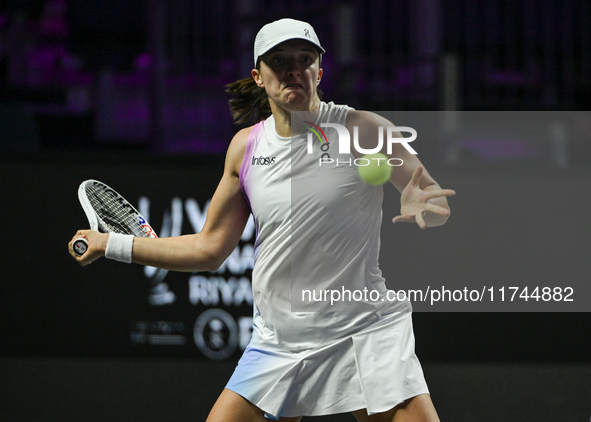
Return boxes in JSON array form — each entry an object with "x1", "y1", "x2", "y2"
[
  {"x1": 1, "y1": 1, "x2": 590, "y2": 421},
  {"x1": 0, "y1": 0, "x2": 590, "y2": 154}
]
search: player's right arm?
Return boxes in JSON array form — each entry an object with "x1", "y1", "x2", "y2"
[{"x1": 69, "y1": 127, "x2": 253, "y2": 271}]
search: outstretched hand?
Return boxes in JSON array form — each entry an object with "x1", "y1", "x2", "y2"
[{"x1": 392, "y1": 166, "x2": 456, "y2": 229}]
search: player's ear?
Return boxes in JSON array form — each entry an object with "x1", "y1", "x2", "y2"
[
  {"x1": 317, "y1": 68, "x2": 323, "y2": 85},
  {"x1": 252, "y1": 69, "x2": 264, "y2": 87}
]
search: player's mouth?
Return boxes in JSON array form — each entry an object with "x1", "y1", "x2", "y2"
[{"x1": 285, "y1": 83, "x2": 304, "y2": 90}]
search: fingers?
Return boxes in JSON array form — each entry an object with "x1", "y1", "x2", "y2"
[
  {"x1": 393, "y1": 213, "x2": 428, "y2": 229},
  {"x1": 424, "y1": 188, "x2": 456, "y2": 200},
  {"x1": 68, "y1": 230, "x2": 93, "y2": 265},
  {"x1": 392, "y1": 213, "x2": 427, "y2": 230},
  {"x1": 69, "y1": 232, "x2": 84, "y2": 253},
  {"x1": 415, "y1": 211, "x2": 427, "y2": 230},
  {"x1": 424, "y1": 202, "x2": 450, "y2": 216},
  {"x1": 409, "y1": 165, "x2": 424, "y2": 188},
  {"x1": 392, "y1": 214, "x2": 415, "y2": 224},
  {"x1": 71, "y1": 230, "x2": 89, "y2": 240},
  {"x1": 392, "y1": 206, "x2": 447, "y2": 227}
]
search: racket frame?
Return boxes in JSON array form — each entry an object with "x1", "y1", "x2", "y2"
[{"x1": 73, "y1": 179, "x2": 157, "y2": 256}]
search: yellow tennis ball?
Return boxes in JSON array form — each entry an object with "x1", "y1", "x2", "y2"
[{"x1": 357, "y1": 153, "x2": 392, "y2": 185}]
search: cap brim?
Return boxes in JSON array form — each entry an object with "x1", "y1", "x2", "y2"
[{"x1": 256, "y1": 38, "x2": 325, "y2": 65}]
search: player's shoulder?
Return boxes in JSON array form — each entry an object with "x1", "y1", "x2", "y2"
[
  {"x1": 225, "y1": 124, "x2": 257, "y2": 176},
  {"x1": 229, "y1": 125, "x2": 254, "y2": 149},
  {"x1": 346, "y1": 110, "x2": 392, "y2": 128}
]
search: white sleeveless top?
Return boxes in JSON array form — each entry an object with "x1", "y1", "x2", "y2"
[
  {"x1": 229, "y1": 102, "x2": 427, "y2": 418},
  {"x1": 239, "y1": 101, "x2": 410, "y2": 352}
]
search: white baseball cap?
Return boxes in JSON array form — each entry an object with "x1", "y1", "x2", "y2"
[{"x1": 254, "y1": 18, "x2": 325, "y2": 66}]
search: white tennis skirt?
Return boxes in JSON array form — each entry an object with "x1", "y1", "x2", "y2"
[{"x1": 225, "y1": 310, "x2": 429, "y2": 419}]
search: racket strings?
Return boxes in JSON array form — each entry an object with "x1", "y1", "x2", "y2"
[{"x1": 86, "y1": 185, "x2": 145, "y2": 237}]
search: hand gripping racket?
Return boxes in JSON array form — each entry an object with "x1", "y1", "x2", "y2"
[{"x1": 73, "y1": 180, "x2": 158, "y2": 256}]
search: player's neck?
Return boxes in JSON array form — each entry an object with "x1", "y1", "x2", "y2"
[{"x1": 270, "y1": 97, "x2": 321, "y2": 138}]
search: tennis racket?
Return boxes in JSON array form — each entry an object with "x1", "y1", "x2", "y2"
[{"x1": 73, "y1": 180, "x2": 158, "y2": 256}]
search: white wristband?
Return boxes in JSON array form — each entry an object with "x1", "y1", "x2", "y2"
[{"x1": 105, "y1": 233, "x2": 134, "y2": 263}]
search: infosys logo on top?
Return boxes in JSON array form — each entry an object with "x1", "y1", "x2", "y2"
[{"x1": 252, "y1": 156, "x2": 276, "y2": 166}]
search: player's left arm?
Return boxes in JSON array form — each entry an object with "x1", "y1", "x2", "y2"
[{"x1": 346, "y1": 110, "x2": 455, "y2": 229}]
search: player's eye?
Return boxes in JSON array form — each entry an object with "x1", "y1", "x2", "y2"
[{"x1": 300, "y1": 55, "x2": 315, "y2": 65}]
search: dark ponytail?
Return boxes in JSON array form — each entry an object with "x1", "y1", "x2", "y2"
[{"x1": 225, "y1": 77, "x2": 272, "y2": 125}]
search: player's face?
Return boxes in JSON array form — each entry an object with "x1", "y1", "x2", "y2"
[{"x1": 252, "y1": 40, "x2": 323, "y2": 112}]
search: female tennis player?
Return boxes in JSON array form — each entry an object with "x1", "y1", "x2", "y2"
[{"x1": 70, "y1": 18, "x2": 454, "y2": 422}]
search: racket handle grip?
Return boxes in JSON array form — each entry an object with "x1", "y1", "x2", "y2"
[{"x1": 73, "y1": 238, "x2": 89, "y2": 256}]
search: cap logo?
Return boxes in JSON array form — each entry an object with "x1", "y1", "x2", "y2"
[{"x1": 304, "y1": 29, "x2": 310, "y2": 38}]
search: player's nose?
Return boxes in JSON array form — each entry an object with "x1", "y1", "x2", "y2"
[{"x1": 286, "y1": 59, "x2": 302, "y2": 75}]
